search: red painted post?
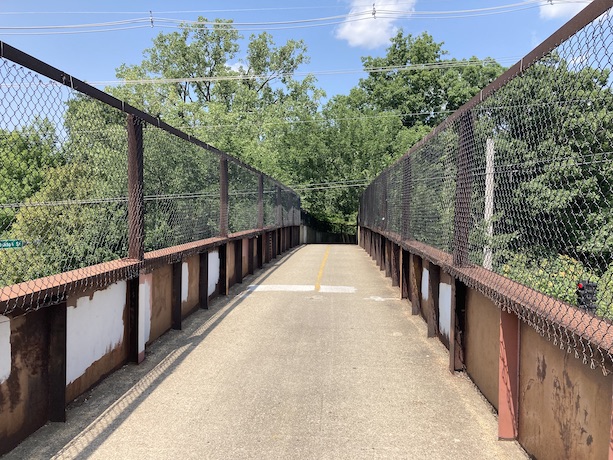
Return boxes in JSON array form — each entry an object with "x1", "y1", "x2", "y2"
[{"x1": 498, "y1": 309, "x2": 520, "y2": 440}]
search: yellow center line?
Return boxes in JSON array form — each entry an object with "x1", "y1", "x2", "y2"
[{"x1": 314, "y1": 245, "x2": 331, "y2": 292}]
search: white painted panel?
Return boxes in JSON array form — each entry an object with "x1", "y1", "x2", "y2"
[
  {"x1": 439, "y1": 283, "x2": 452, "y2": 340},
  {"x1": 66, "y1": 281, "x2": 126, "y2": 385},
  {"x1": 181, "y1": 262, "x2": 189, "y2": 303},
  {"x1": 319, "y1": 285, "x2": 357, "y2": 293},
  {"x1": 249, "y1": 285, "x2": 314, "y2": 292},
  {"x1": 0, "y1": 316, "x2": 10, "y2": 384},
  {"x1": 208, "y1": 249, "x2": 220, "y2": 296},
  {"x1": 421, "y1": 268, "x2": 430, "y2": 301},
  {"x1": 139, "y1": 274, "x2": 152, "y2": 353}
]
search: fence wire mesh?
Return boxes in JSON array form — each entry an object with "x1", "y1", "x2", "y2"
[
  {"x1": 0, "y1": 60, "x2": 132, "y2": 306},
  {"x1": 263, "y1": 177, "x2": 278, "y2": 227},
  {"x1": 0, "y1": 45, "x2": 300, "y2": 315},
  {"x1": 143, "y1": 126, "x2": 220, "y2": 250},
  {"x1": 360, "y1": 5, "x2": 613, "y2": 370},
  {"x1": 228, "y1": 160, "x2": 258, "y2": 234}
]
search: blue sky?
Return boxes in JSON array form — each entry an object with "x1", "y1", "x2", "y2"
[{"x1": 0, "y1": 1, "x2": 591, "y2": 99}]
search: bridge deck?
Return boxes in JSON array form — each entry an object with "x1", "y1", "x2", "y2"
[{"x1": 7, "y1": 245, "x2": 526, "y2": 459}]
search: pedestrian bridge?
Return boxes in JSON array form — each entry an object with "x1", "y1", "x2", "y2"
[
  {"x1": 4, "y1": 245, "x2": 526, "y2": 460},
  {"x1": 2, "y1": 2, "x2": 613, "y2": 459}
]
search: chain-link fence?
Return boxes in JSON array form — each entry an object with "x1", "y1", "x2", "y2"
[
  {"x1": 360, "y1": 2, "x2": 613, "y2": 369},
  {"x1": 0, "y1": 42, "x2": 300, "y2": 315}
]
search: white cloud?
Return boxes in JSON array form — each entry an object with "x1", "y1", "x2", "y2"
[
  {"x1": 335, "y1": 0, "x2": 417, "y2": 49},
  {"x1": 228, "y1": 61, "x2": 243, "y2": 72},
  {"x1": 539, "y1": 1, "x2": 590, "y2": 20}
]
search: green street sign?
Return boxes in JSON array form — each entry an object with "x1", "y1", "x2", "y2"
[{"x1": 0, "y1": 240, "x2": 24, "y2": 249}]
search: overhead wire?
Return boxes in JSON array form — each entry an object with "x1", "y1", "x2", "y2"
[
  {"x1": 0, "y1": 1, "x2": 591, "y2": 35},
  {"x1": 87, "y1": 57, "x2": 515, "y2": 86}
]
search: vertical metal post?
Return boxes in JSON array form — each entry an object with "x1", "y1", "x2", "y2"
[
  {"x1": 235, "y1": 240, "x2": 243, "y2": 284},
  {"x1": 276, "y1": 186, "x2": 282, "y2": 229},
  {"x1": 127, "y1": 114, "x2": 144, "y2": 261},
  {"x1": 257, "y1": 235, "x2": 264, "y2": 268},
  {"x1": 401, "y1": 249, "x2": 410, "y2": 299},
  {"x1": 499, "y1": 310, "x2": 520, "y2": 440},
  {"x1": 453, "y1": 112, "x2": 474, "y2": 267},
  {"x1": 379, "y1": 235, "x2": 383, "y2": 268},
  {"x1": 483, "y1": 138, "x2": 495, "y2": 270},
  {"x1": 426, "y1": 261, "x2": 440, "y2": 339},
  {"x1": 385, "y1": 240, "x2": 392, "y2": 278},
  {"x1": 248, "y1": 238, "x2": 254, "y2": 275},
  {"x1": 48, "y1": 301, "x2": 67, "y2": 422},
  {"x1": 220, "y1": 156, "x2": 229, "y2": 237},
  {"x1": 401, "y1": 157, "x2": 412, "y2": 240},
  {"x1": 172, "y1": 261, "x2": 182, "y2": 330},
  {"x1": 219, "y1": 244, "x2": 228, "y2": 295},
  {"x1": 257, "y1": 174, "x2": 264, "y2": 230},
  {"x1": 381, "y1": 171, "x2": 388, "y2": 233},
  {"x1": 199, "y1": 252, "x2": 209, "y2": 310},
  {"x1": 127, "y1": 277, "x2": 140, "y2": 363},
  {"x1": 410, "y1": 253, "x2": 422, "y2": 316},
  {"x1": 449, "y1": 281, "x2": 458, "y2": 373},
  {"x1": 391, "y1": 244, "x2": 400, "y2": 287},
  {"x1": 450, "y1": 279, "x2": 466, "y2": 372}
]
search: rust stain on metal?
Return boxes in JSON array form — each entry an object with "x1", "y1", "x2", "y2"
[
  {"x1": 537, "y1": 355, "x2": 547, "y2": 383},
  {"x1": 551, "y1": 367, "x2": 592, "y2": 458}
]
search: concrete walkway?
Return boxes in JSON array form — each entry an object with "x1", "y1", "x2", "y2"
[{"x1": 6, "y1": 245, "x2": 527, "y2": 459}]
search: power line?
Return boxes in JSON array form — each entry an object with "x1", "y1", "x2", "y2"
[
  {"x1": 0, "y1": 1, "x2": 590, "y2": 35},
  {"x1": 87, "y1": 57, "x2": 515, "y2": 86}
]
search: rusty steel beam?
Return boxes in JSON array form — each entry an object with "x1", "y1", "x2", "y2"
[
  {"x1": 127, "y1": 115, "x2": 144, "y2": 261},
  {"x1": 257, "y1": 174, "x2": 264, "y2": 230},
  {"x1": 498, "y1": 310, "x2": 520, "y2": 440},
  {"x1": 127, "y1": 277, "x2": 141, "y2": 363},
  {"x1": 171, "y1": 262, "x2": 182, "y2": 330},
  {"x1": 199, "y1": 252, "x2": 209, "y2": 310},
  {"x1": 248, "y1": 238, "x2": 254, "y2": 275},
  {"x1": 48, "y1": 301, "x2": 67, "y2": 422},
  {"x1": 219, "y1": 244, "x2": 228, "y2": 296},
  {"x1": 220, "y1": 156, "x2": 229, "y2": 238},
  {"x1": 426, "y1": 261, "x2": 441, "y2": 339},
  {"x1": 401, "y1": 249, "x2": 410, "y2": 300},
  {"x1": 235, "y1": 240, "x2": 243, "y2": 285},
  {"x1": 410, "y1": 253, "x2": 422, "y2": 316},
  {"x1": 391, "y1": 244, "x2": 400, "y2": 287}
]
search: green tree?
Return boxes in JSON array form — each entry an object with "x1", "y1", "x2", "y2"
[
  {"x1": 478, "y1": 55, "x2": 613, "y2": 274},
  {"x1": 358, "y1": 31, "x2": 504, "y2": 127},
  {"x1": 0, "y1": 119, "x2": 62, "y2": 233}
]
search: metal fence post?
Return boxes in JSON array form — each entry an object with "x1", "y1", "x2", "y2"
[
  {"x1": 276, "y1": 185, "x2": 282, "y2": 228},
  {"x1": 382, "y1": 171, "x2": 388, "y2": 233},
  {"x1": 401, "y1": 157, "x2": 412, "y2": 240},
  {"x1": 257, "y1": 174, "x2": 264, "y2": 229},
  {"x1": 127, "y1": 114, "x2": 144, "y2": 260},
  {"x1": 220, "y1": 155, "x2": 229, "y2": 237},
  {"x1": 453, "y1": 112, "x2": 474, "y2": 267}
]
